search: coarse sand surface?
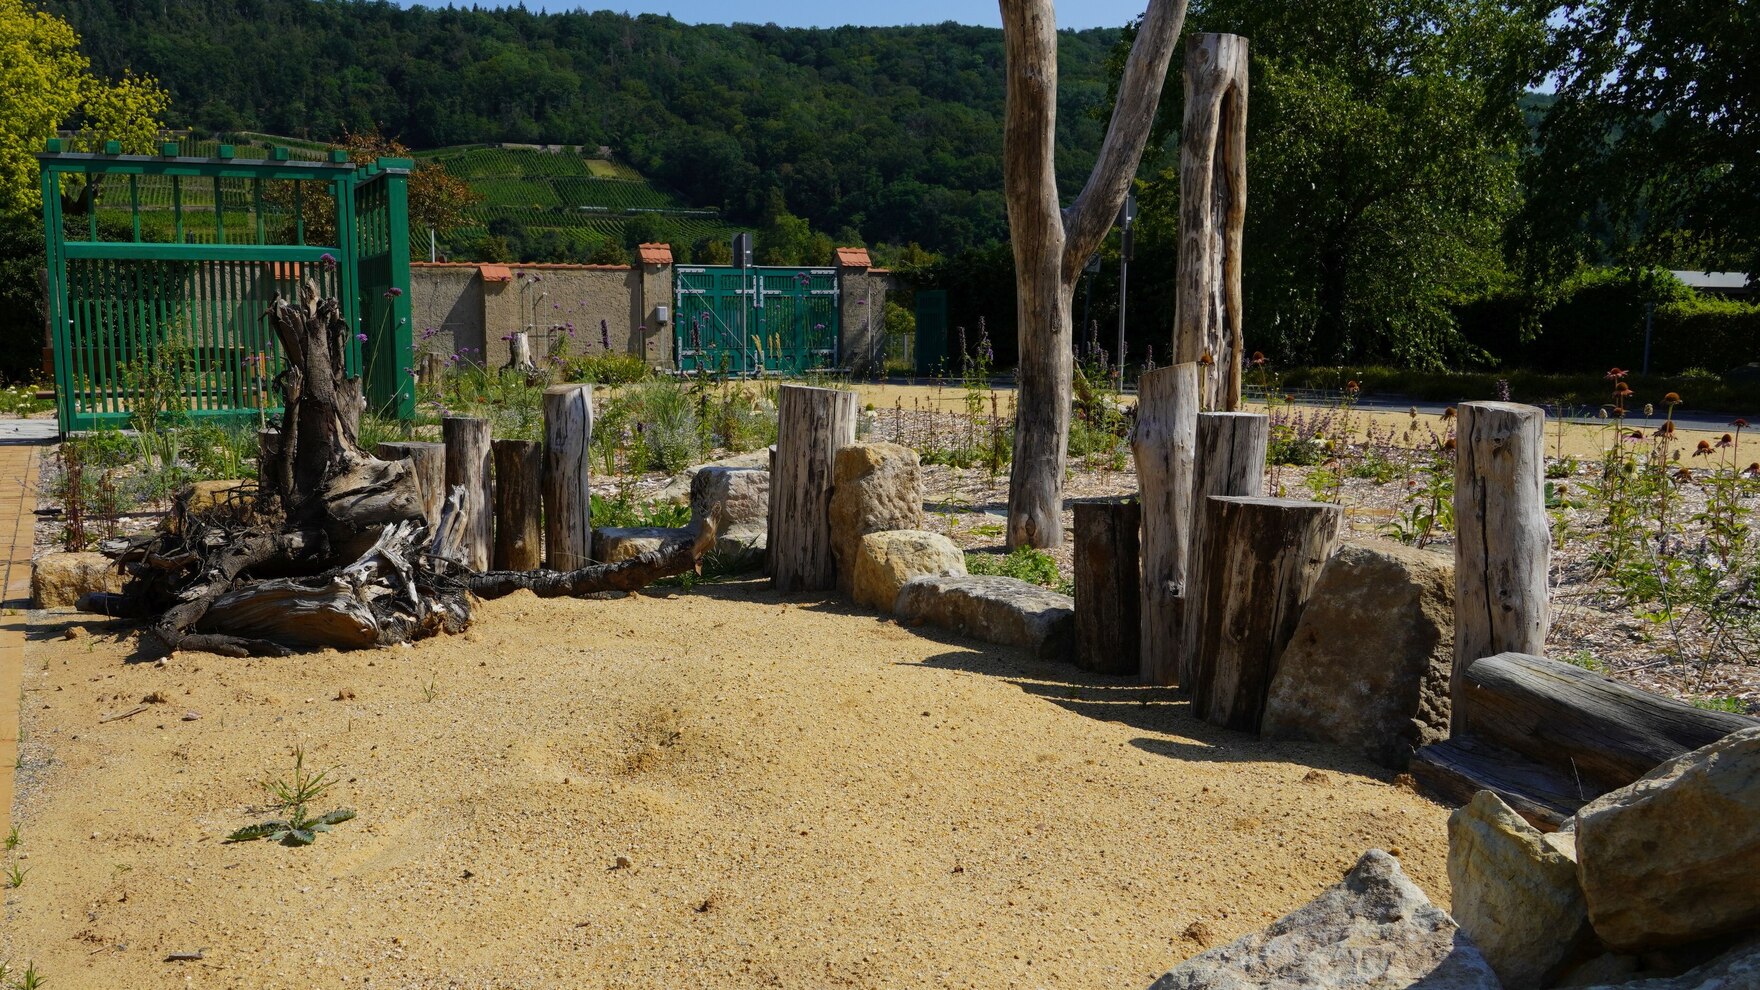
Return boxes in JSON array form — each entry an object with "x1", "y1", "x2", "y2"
[{"x1": 6, "y1": 582, "x2": 1452, "y2": 989}]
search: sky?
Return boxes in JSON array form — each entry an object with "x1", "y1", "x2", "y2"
[{"x1": 413, "y1": 0, "x2": 1147, "y2": 30}]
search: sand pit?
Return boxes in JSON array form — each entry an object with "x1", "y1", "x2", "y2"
[{"x1": 6, "y1": 582, "x2": 1452, "y2": 989}]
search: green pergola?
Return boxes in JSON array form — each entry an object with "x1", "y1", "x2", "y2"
[{"x1": 37, "y1": 139, "x2": 415, "y2": 432}]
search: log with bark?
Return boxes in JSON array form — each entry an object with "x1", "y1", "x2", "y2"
[{"x1": 100, "y1": 283, "x2": 714, "y2": 657}]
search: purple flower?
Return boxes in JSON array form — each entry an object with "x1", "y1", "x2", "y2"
[
  {"x1": 384, "y1": 286, "x2": 403, "y2": 298},
  {"x1": 420, "y1": 326, "x2": 441, "y2": 341},
  {"x1": 319, "y1": 253, "x2": 337, "y2": 270},
  {"x1": 406, "y1": 366, "x2": 419, "y2": 377},
  {"x1": 356, "y1": 333, "x2": 368, "y2": 342}
]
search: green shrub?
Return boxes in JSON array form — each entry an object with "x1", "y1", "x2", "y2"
[
  {"x1": 590, "y1": 491, "x2": 691, "y2": 529},
  {"x1": 965, "y1": 546, "x2": 1072, "y2": 595},
  {"x1": 566, "y1": 352, "x2": 651, "y2": 384}
]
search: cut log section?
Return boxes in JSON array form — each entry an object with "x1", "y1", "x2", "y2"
[
  {"x1": 1074, "y1": 497, "x2": 1141, "y2": 675},
  {"x1": 770, "y1": 384, "x2": 857, "y2": 593},
  {"x1": 492, "y1": 439, "x2": 543, "y2": 570},
  {"x1": 443, "y1": 415, "x2": 493, "y2": 571},
  {"x1": 376, "y1": 441, "x2": 446, "y2": 530},
  {"x1": 1408, "y1": 733, "x2": 1583, "y2": 832},
  {"x1": 1180, "y1": 410, "x2": 1267, "y2": 687},
  {"x1": 1186, "y1": 495, "x2": 1340, "y2": 732},
  {"x1": 1132, "y1": 363, "x2": 1199, "y2": 685},
  {"x1": 543, "y1": 384, "x2": 594, "y2": 571}
]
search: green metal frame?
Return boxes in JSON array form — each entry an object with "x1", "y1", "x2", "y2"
[
  {"x1": 37, "y1": 140, "x2": 414, "y2": 431},
  {"x1": 674, "y1": 266, "x2": 839, "y2": 374}
]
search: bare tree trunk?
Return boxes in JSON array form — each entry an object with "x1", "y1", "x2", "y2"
[
  {"x1": 1173, "y1": 33, "x2": 1249, "y2": 411},
  {"x1": 999, "y1": 0, "x2": 1190, "y2": 549},
  {"x1": 543, "y1": 384, "x2": 594, "y2": 570}
]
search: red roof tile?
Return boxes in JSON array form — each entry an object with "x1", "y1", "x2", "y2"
[
  {"x1": 835, "y1": 247, "x2": 872, "y2": 269},
  {"x1": 637, "y1": 242, "x2": 673, "y2": 266},
  {"x1": 479, "y1": 264, "x2": 514, "y2": 282}
]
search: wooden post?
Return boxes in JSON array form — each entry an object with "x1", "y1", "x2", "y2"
[
  {"x1": 505, "y1": 329, "x2": 536, "y2": 374},
  {"x1": 419, "y1": 351, "x2": 444, "y2": 385},
  {"x1": 1180, "y1": 410, "x2": 1269, "y2": 686},
  {"x1": 442, "y1": 415, "x2": 493, "y2": 571},
  {"x1": 770, "y1": 384, "x2": 857, "y2": 593},
  {"x1": 1132, "y1": 362, "x2": 1199, "y2": 685},
  {"x1": 1172, "y1": 32, "x2": 1248, "y2": 411},
  {"x1": 491, "y1": 439, "x2": 543, "y2": 570},
  {"x1": 1074, "y1": 498, "x2": 1141, "y2": 675},
  {"x1": 542, "y1": 384, "x2": 593, "y2": 570},
  {"x1": 375, "y1": 440, "x2": 446, "y2": 530},
  {"x1": 1187, "y1": 495, "x2": 1339, "y2": 733},
  {"x1": 1453, "y1": 401, "x2": 1549, "y2": 737}
]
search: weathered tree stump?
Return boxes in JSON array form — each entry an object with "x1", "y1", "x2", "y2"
[
  {"x1": 1173, "y1": 32, "x2": 1248, "y2": 412},
  {"x1": 1453, "y1": 401, "x2": 1549, "y2": 736},
  {"x1": 492, "y1": 439, "x2": 543, "y2": 570},
  {"x1": 1187, "y1": 495, "x2": 1339, "y2": 732},
  {"x1": 1074, "y1": 497, "x2": 1140, "y2": 675},
  {"x1": 1181, "y1": 410, "x2": 1268, "y2": 686},
  {"x1": 770, "y1": 384, "x2": 857, "y2": 593},
  {"x1": 505, "y1": 330, "x2": 536, "y2": 375},
  {"x1": 375, "y1": 440, "x2": 446, "y2": 530},
  {"x1": 1132, "y1": 362, "x2": 1199, "y2": 685},
  {"x1": 443, "y1": 415, "x2": 494, "y2": 571},
  {"x1": 542, "y1": 384, "x2": 593, "y2": 570},
  {"x1": 419, "y1": 351, "x2": 444, "y2": 384}
]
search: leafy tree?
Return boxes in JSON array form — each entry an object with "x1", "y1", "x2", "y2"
[{"x1": 587, "y1": 239, "x2": 630, "y2": 266}]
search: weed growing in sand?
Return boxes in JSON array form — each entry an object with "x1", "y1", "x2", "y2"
[
  {"x1": 0, "y1": 961, "x2": 46, "y2": 990},
  {"x1": 4, "y1": 860, "x2": 26, "y2": 888},
  {"x1": 226, "y1": 747, "x2": 356, "y2": 847},
  {"x1": 3, "y1": 825, "x2": 16, "y2": 851},
  {"x1": 420, "y1": 671, "x2": 439, "y2": 703}
]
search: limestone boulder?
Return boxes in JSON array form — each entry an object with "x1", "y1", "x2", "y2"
[
  {"x1": 654, "y1": 449, "x2": 772, "y2": 505},
  {"x1": 186, "y1": 479, "x2": 252, "y2": 512},
  {"x1": 1146, "y1": 849, "x2": 1501, "y2": 990},
  {"x1": 1576, "y1": 726, "x2": 1760, "y2": 951},
  {"x1": 828, "y1": 442, "x2": 923, "y2": 593},
  {"x1": 690, "y1": 466, "x2": 769, "y2": 571},
  {"x1": 1449, "y1": 790, "x2": 1597, "y2": 988},
  {"x1": 593, "y1": 526, "x2": 690, "y2": 564},
  {"x1": 893, "y1": 575, "x2": 1073, "y2": 660},
  {"x1": 1568, "y1": 937, "x2": 1760, "y2": 989},
  {"x1": 1261, "y1": 539, "x2": 1453, "y2": 769},
  {"x1": 852, "y1": 530, "x2": 965, "y2": 613},
  {"x1": 32, "y1": 551, "x2": 122, "y2": 608}
]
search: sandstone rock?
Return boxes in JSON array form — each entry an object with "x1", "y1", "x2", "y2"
[
  {"x1": 655, "y1": 450, "x2": 772, "y2": 504},
  {"x1": 893, "y1": 575, "x2": 1073, "y2": 660},
  {"x1": 1146, "y1": 849, "x2": 1500, "y2": 990},
  {"x1": 828, "y1": 442, "x2": 923, "y2": 593},
  {"x1": 1576, "y1": 726, "x2": 1760, "y2": 951},
  {"x1": 32, "y1": 551, "x2": 122, "y2": 608},
  {"x1": 594, "y1": 526, "x2": 690, "y2": 564},
  {"x1": 1569, "y1": 937, "x2": 1760, "y2": 989},
  {"x1": 690, "y1": 466, "x2": 769, "y2": 571},
  {"x1": 1261, "y1": 539, "x2": 1454, "y2": 769},
  {"x1": 852, "y1": 530, "x2": 965, "y2": 612},
  {"x1": 186, "y1": 479, "x2": 252, "y2": 512},
  {"x1": 1449, "y1": 790, "x2": 1597, "y2": 988}
]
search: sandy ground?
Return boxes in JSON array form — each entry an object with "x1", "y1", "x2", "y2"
[{"x1": 6, "y1": 583, "x2": 1451, "y2": 990}]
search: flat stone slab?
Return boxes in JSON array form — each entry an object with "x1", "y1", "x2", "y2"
[
  {"x1": 893, "y1": 574, "x2": 1073, "y2": 660},
  {"x1": 594, "y1": 526, "x2": 691, "y2": 564}
]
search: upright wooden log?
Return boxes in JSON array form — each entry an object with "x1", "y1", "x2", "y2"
[
  {"x1": 1180, "y1": 410, "x2": 1269, "y2": 686},
  {"x1": 770, "y1": 384, "x2": 857, "y2": 593},
  {"x1": 1187, "y1": 495, "x2": 1339, "y2": 732},
  {"x1": 375, "y1": 441, "x2": 446, "y2": 530},
  {"x1": 491, "y1": 439, "x2": 543, "y2": 570},
  {"x1": 1074, "y1": 498, "x2": 1141, "y2": 675},
  {"x1": 505, "y1": 330, "x2": 536, "y2": 374},
  {"x1": 542, "y1": 384, "x2": 593, "y2": 570},
  {"x1": 1172, "y1": 33, "x2": 1249, "y2": 412},
  {"x1": 443, "y1": 415, "x2": 493, "y2": 571},
  {"x1": 419, "y1": 352, "x2": 444, "y2": 385},
  {"x1": 1132, "y1": 363, "x2": 1200, "y2": 685},
  {"x1": 1453, "y1": 401, "x2": 1549, "y2": 737}
]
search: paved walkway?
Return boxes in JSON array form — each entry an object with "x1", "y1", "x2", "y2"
[{"x1": 0, "y1": 421, "x2": 52, "y2": 836}]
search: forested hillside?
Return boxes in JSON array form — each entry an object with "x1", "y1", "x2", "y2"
[{"x1": 44, "y1": 0, "x2": 1120, "y2": 255}]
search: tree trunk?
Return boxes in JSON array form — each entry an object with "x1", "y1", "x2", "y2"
[
  {"x1": 1453, "y1": 401, "x2": 1549, "y2": 737},
  {"x1": 1186, "y1": 495, "x2": 1339, "y2": 732},
  {"x1": 1074, "y1": 498, "x2": 1141, "y2": 675},
  {"x1": 492, "y1": 439, "x2": 543, "y2": 570},
  {"x1": 1132, "y1": 363, "x2": 1198, "y2": 685},
  {"x1": 543, "y1": 383, "x2": 594, "y2": 571},
  {"x1": 1173, "y1": 33, "x2": 1249, "y2": 411},
  {"x1": 376, "y1": 440, "x2": 446, "y2": 530},
  {"x1": 999, "y1": 0, "x2": 1190, "y2": 548},
  {"x1": 770, "y1": 384, "x2": 857, "y2": 593},
  {"x1": 1182, "y1": 410, "x2": 1268, "y2": 686},
  {"x1": 443, "y1": 415, "x2": 494, "y2": 571},
  {"x1": 505, "y1": 330, "x2": 536, "y2": 375}
]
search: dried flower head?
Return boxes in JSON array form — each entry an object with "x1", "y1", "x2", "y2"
[
  {"x1": 1605, "y1": 367, "x2": 1628, "y2": 381},
  {"x1": 1673, "y1": 467, "x2": 1693, "y2": 483},
  {"x1": 1695, "y1": 440, "x2": 1714, "y2": 457},
  {"x1": 1657, "y1": 421, "x2": 1677, "y2": 437},
  {"x1": 1344, "y1": 380, "x2": 1361, "y2": 394},
  {"x1": 1735, "y1": 419, "x2": 1751, "y2": 430},
  {"x1": 1250, "y1": 351, "x2": 1266, "y2": 367},
  {"x1": 1643, "y1": 403, "x2": 1654, "y2": 416},
  {"x1": 1718, "y1": 433, "x2": 1734, "y2": 449},
  {"x1": 1442, "y1": 438, "x2": 1457, "y2": 452},
  {"x1": 1746, "y1": 463, "x2": 1760, "y2": 477},
  {"x1": 1664, "y1": 392, "x2": 1682, "y2": 405},
  {"x1": 1614, "y1": 383, "x2": 1634, "y2": 398},
  {"x1": 1442, "y1": 407, "x2": 1456, "y2": 421}
]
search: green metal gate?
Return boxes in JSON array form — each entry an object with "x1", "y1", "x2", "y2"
[
  {"x1": 37, "y1": 140, "x2": 415, "y2": 432},
  {"x1": 674, "y1": 266, "x2": 838, "y2": 374}
]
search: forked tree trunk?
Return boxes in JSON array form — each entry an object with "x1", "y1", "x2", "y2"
[
  {"x1": 1000, "y1": 0, "x2": 1190, "y2": 549},
  {"x1": 1173, "y1": 33, "x2": 1249, "y2": 411}
]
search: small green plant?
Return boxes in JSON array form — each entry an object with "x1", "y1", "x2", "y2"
[
  {"x1": 226, "y1": 747, "x2": 356, "y2": 847},
  {"x1": 0, "y1": 961, "x2": 46, "y2": 990},
  {"x1": 966, "y1": 546, "x2": 1072, "y2": 595},
  {"x1": 590, "y1": 491, "x2": 691, "y2": 529},
  {"x1": 420, "y1": 671, "x2": 439, "y2": 703},
  {"x1": 1691, "y1": 696, "x2": 1749, "y2": 714},
  {"x1": 1562, "y1": 649, "x2": 1608, "y2": 674},
  {"x1": 4, "y1": 825, "x2": 16, "y2": 851},
  {"x1": 4, "y1": 860, "x2": 26, "y2": 889}
]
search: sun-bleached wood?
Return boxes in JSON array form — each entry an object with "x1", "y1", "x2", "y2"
[
  {"x1": 1180, "y1": 410, "x2": 1268, "y2": 685},
  {"x1": 1187, "y1": 495, "x2": 1340, "y2": 732},
  {"x1": 770, "y1": 384, "x2": 857, "y2": 592},
  {"x1": 1453, "y1": 401, "x2": 1550, "y2": 736},
  {"x1": 1132, "y1": 363, "x2": 1199, "y2": 685},
  {"x1": 491, "y1": 439, "x2": 543, "y2": 570},
  {"x1": 542, "y1": 383, "x2": 593, "y2": 570},
  {"x1": 998, "y1": 0, "x2": 1190, "y2": 548},
  {"x1": 442, "y1": 415, "x2": 493, "y2": 571},
  {"x1": 1173, "y1": 33, "x2": 1249, "y2": 411},
  {"x1": 1074, "y1": 497, "x2": 1141, "y2": 675},
  {"x1": 375, "y1": 441, "x2": 446, "y2": 530}
]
